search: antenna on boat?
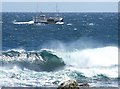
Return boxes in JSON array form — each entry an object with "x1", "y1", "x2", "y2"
[
  {"x1": 36, "y1": 3, "x2": 38, "y2": 12},
  {"x1": 36, "y1": 1, "x2": 42, "y2": 16},
  {"x1": 36, "y1": 2, "x2": 39, "y2": 17},
  {"x1": 56, "y1": 3, "x2": 59, "y2": 17}
]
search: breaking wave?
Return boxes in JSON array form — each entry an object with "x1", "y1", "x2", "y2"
[
  {"x1": 56, "y1": 46, "x2": 118, "y2": 68},
  {"x1": 0, "y1": 46, "x2": 119, "y2": 87},
  {"x1": 54, "y1": 46, "x2": 118, "y2": 78},
  {"x1": 1, "y1": 49, "x2": 65, "y2": 71},
  {"x1": 1, "y1": 46, "x2": 118, "y2": 78}
]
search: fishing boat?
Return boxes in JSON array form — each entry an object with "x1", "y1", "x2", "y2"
[
  {"x1": 13, "y1": 3, "x2": 64, "y2": 25},
  {"x1": 13, "y1": 14, "x2": 64, "y2": 25},
  {"x1": 33, "y1": 3, "x2": 64, "y2": 25},
  {"x1": 33, "y1": 14, "x2": 64, "y2": 24}
]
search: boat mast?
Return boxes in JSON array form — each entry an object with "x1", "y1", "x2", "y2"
[
  {"x1": 56, "y1": 3, "x2": 59, "y2": 16},
  {"x1": 36, "y1": 1, "x2": 42, "y2": 16},
  {"x1": 36, "y1": 2, "x2": 39, "y2": 17}
]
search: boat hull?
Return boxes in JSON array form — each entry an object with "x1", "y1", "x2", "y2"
[{"x1": 33, "y1": 16, "x2": 64, "y2": 24}]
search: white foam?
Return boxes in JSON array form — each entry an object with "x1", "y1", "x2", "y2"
[
  {"x1": 88, "y1": 23, "x2": 94, "y2": 26},
  {"x1": 53, "y1": 46, "x2": 118, "y2": 78},
  {"x1": 67, "y1": 23, "x2": 72, "y2": 26},
  {"x1": 6, "y1": 48, "x2": 26, "y2": 53},
  {"x1": 56, "y1": 22, "x2": 64, "y2": 25},
  {"x1": 65, "y1": 66, "x2": 118, "y2": 78},
  {"x1": 55, "y1": 46, "x2": 118, "y2": 67},
  {"x1": 1, "y1": 46, "x2": 118, "y2": 79},
  {"x1": 74, "y1": 28, "x2": 77, "y2": 30}
]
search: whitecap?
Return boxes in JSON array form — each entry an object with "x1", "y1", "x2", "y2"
[
  {"x1": 67, "y1": 23, "x2": 72, "y2": 26},
  {"x1": 74, "y1": 28, "x2": 77, "y2": 30},
  {"x1": 88, "y1": 23, "x2": 94, "y2": 26}
]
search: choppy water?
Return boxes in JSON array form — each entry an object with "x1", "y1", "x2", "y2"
[{"x1": 1, "y1": 12, "x2": 119, "y2": 87}]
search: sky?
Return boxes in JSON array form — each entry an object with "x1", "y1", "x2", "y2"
[
  {"x1": 1, "y1": 0, "x2": 119, "y2": 2},
  {"x1": 1, "y1": 2, "x2": 118, "y2": 12}
]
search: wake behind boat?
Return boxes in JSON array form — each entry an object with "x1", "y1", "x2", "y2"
[{"x1": 13, "y1": 20, "x2": 34, "y2": 25}]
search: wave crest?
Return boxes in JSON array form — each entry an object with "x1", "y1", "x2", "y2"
[{"x1": 1, "y1": 49, "x2": 65, "y2": 71}]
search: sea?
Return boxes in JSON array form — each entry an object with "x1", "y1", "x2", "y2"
[{"x1": 0, "y1": 12, "x2": 119, "y2": 87}]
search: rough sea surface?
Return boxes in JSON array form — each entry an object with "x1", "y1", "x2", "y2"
[{"x1": 1, "y1": 12, "x2": 119, "y2": 87}]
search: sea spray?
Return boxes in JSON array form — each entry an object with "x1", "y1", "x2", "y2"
[
  {"x1": 54, "y1": 46, "x2": 118, "y2": 68},
  {"x1": 53, "y1": 46, "x2": 118, "y2": 78}
]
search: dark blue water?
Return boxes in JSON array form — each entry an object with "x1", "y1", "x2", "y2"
[
  {"x1": 1, "y1": 12, "x2": 119, "y2": 87},
  {"x1": 2, "y1": 12, "x2": 118, "y2": 50}
]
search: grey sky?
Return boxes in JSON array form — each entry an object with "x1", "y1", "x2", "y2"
[{"x1": 2, "y1": 2, "x2": 118, "y2": 12}]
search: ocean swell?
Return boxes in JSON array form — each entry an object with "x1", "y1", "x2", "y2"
[{"x1": 1, "y1": 49, "x2": 65, "y2": 71}]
